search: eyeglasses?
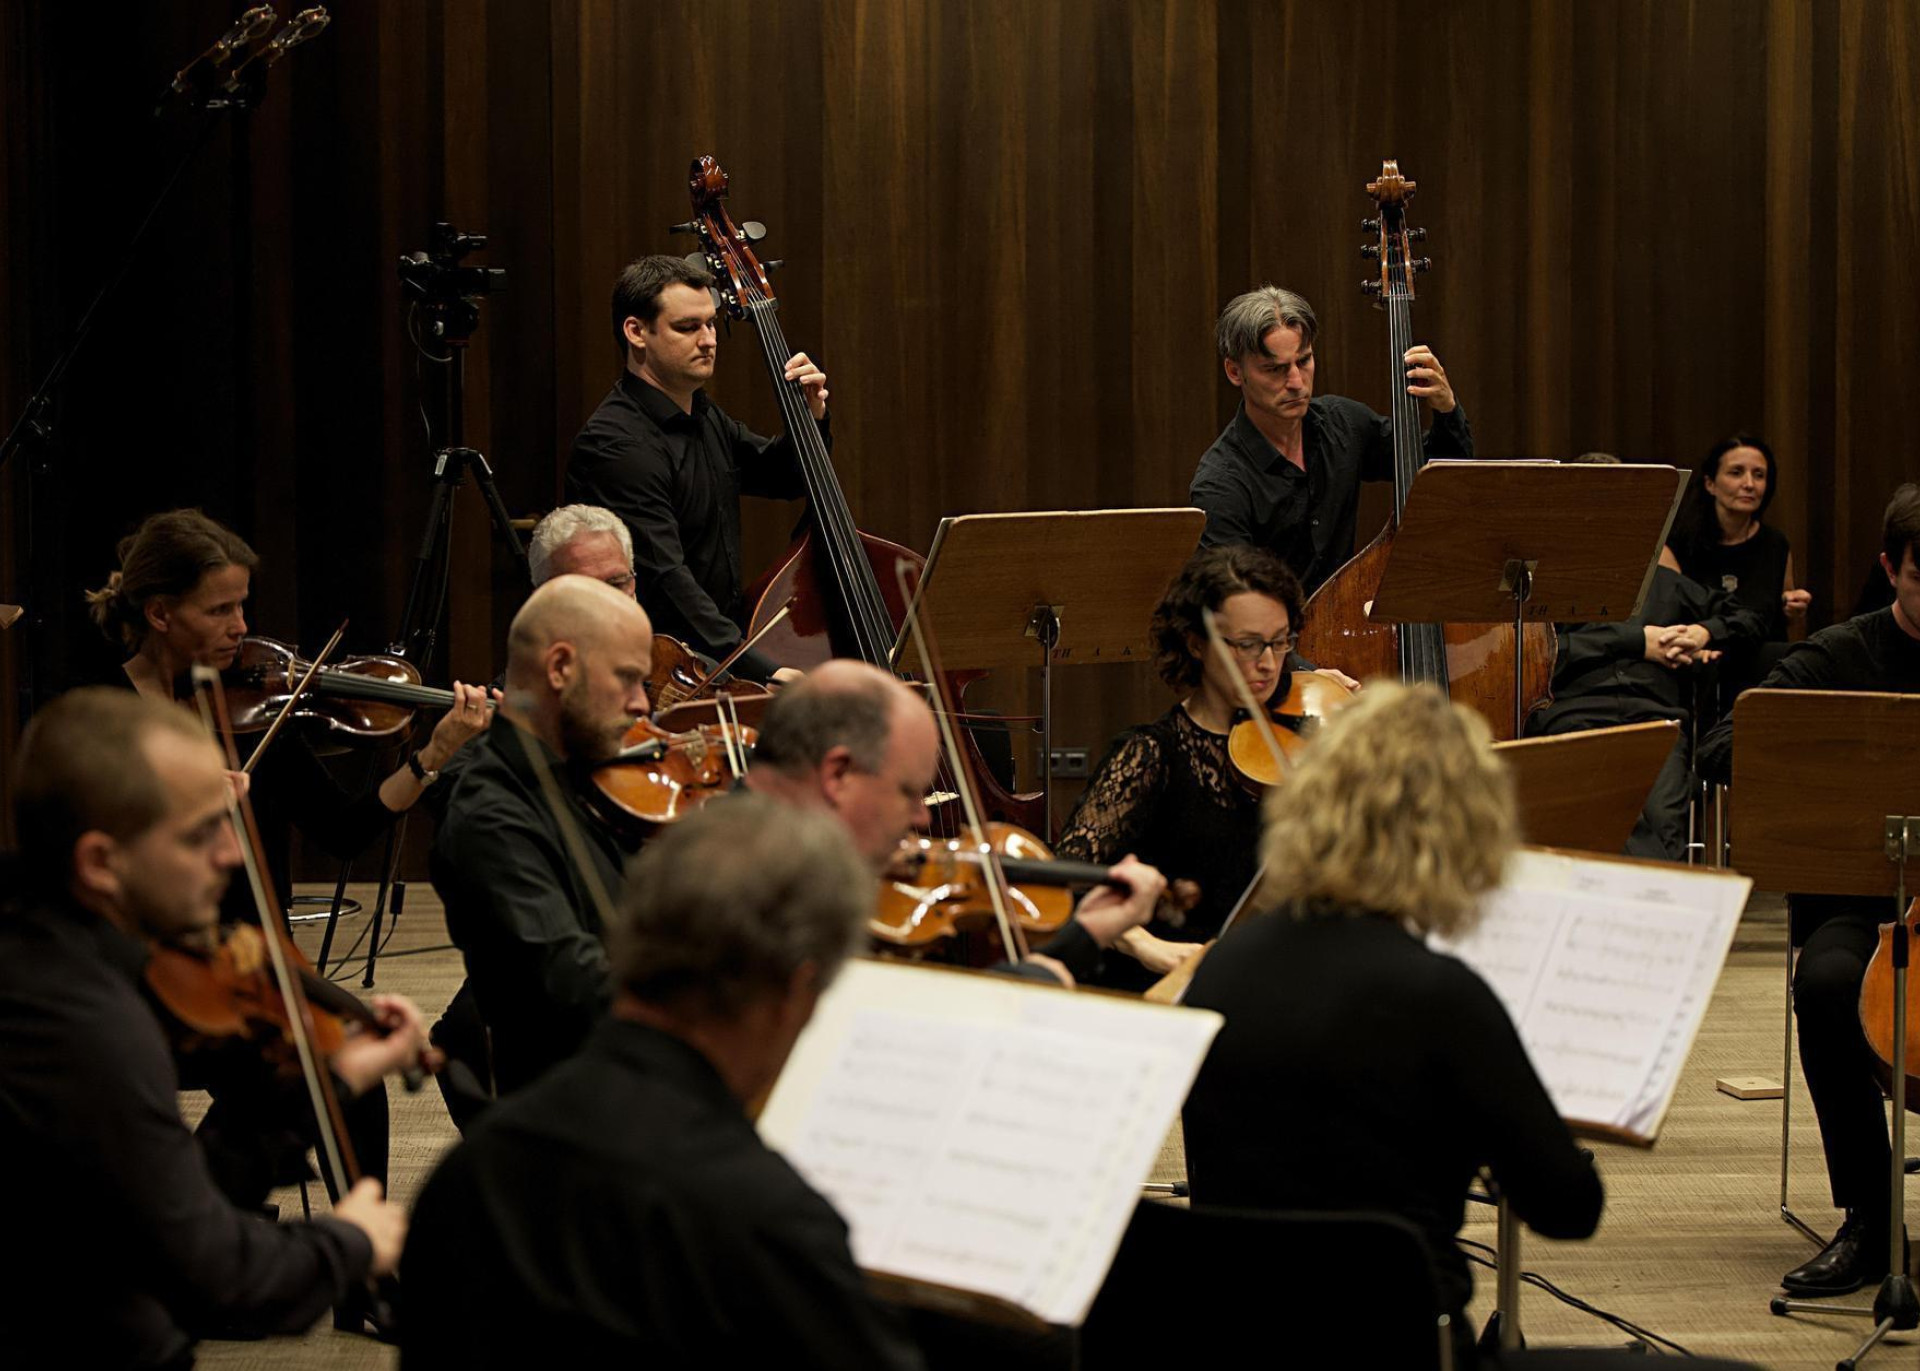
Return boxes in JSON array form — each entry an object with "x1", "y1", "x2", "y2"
[
  {"x1": 604, "y1": 571, "x2": 638, "y2": 592},
  {"x1": 1226, "y1": 634, "x2": 1295, "y2": 663}
]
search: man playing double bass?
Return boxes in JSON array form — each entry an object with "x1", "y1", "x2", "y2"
[
  {"x1": 1190, "y1": 284, "x2": 1470, "y2": 596},
  {"x1": 565, "y1": 254, "x2": 825, "y2": 688}
]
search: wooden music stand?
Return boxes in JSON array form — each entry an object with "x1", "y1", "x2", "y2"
[
  {"x1": 1493, "y1": 720, "x2": 1680, "y2": 854},
  {"x1": 894, "y1": 508, "x2": 1206, "y2": 833},
  {"x1": 1371, "y1": 460, "x2": 1688, "y2": 735},
  {"x1": 1733, "y1": 690, "x2": 1920, "y2": 1365}
]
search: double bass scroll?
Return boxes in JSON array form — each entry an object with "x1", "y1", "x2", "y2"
[
  {"x1": 677, "y1": 155, "x2": 1043, "y2": 831},
  {"x1": 1293, "y1": 160, "x2": 1552, "y2": 740}
]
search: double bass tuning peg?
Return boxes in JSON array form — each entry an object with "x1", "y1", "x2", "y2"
[
  {"x1": 668, "y1": 220, "x2": 699, "y2": 235},
  {"x1": 1360, "y1": 280, "x2": 1382, "y2": 297},
  {"x1": 739, "y1": 220, "x2": 768, "y2": 243},
  {"x1": 1413, "y1": 257, "x2": 1433, "y2": 273},
  {"x1": 1409, "y1": 227, "x2": 1428, "y2": 242},
  {"x1": 1361, "y1": 217, "x2": 1380, "y2": 233},
  {"x1": 1359, "y1": 244, "x2": 1380, "y2": 260}
]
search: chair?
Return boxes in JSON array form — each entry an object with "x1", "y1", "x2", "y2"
[{"x1": 1078, "y1": 1200, "x2": 1457, "y2": 1369}]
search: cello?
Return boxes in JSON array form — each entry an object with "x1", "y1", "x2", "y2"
[
  {"x1": 678, "y1": 156, "x2": 1044, "y2": 832},
  {"x1": 1294, "y1": 161, "x2": 1552, "y2": 740}
]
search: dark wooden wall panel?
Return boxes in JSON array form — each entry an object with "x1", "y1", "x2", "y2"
[{"x1": 6, "y1": 0, "x2": 1919, "y2": 842}]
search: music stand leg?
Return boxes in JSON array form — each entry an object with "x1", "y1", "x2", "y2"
[
  {"x1": 1026, "y1": 605, "x2": 1061, "y2": 841},
  {"x1": 1500, "y1": 560, "x2": 1535, "y2": 739},
  {"x1": 1478, "y1": 1191, "x2": 1525, "y2": 1354}
]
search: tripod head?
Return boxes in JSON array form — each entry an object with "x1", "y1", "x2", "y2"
[{"x1": 398, "y1": 223, "x2": 506, "y2": 344}]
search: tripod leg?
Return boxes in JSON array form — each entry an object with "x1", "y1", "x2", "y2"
[
  {"x1": 360, "y1": 819, "x2": 404, "y2": 990},
  {"x1": 394, "y1": 458, "x2": 461, "y2": 658},
  {"x1": 465, "y1": 451, "x2": 529, "y2": 568}
]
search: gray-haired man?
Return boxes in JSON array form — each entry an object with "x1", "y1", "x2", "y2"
[{"x1": 1189, "y1": 284, "x2": 1472, "y2": 595}]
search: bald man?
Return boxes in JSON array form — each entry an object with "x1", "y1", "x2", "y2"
[
  {"x1": 430, "y1": 576, "x2": 655, "y2": 1094},
  {"x1": 744, "y1": 661, "x2": 1166, "y2": 987}
]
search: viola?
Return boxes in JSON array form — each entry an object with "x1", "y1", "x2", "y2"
[
  {"x1": 221, "y1": 635, "x2": 472, "y2": 742},
  {"x1": 590, "y1": 707, "x2": 759, "y2": 833},
  {"x1": 1226, "y1": 669, "x2": 1357, "y2": 790},
  {"x1": 875, "y1": 824, "x2": 1201, "y2": 949},
  {"x1": 145, "y1": 923, "x2": 433, "y2": 1090},
  {"x1": 1292, "y1": 162, "x2": 1552, "y2": 740},
  {"x1": 680, "y1": 156, "x2": 1044, "y2": 833}
]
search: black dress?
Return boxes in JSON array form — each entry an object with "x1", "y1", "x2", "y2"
[
  {"x1": 1054, "y1": 705, "x2": 1263, "y2": 992},
  {"x1": 1670, "y1": 521, "x2": 1792, "y2": 700}
]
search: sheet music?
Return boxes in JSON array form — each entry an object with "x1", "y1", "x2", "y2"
[
  {"x1": 757, "y1": 959, "x2": 1222, "y2": 1326},
  {"x1": 1432, "y1": 849, "x2": 1749, "y2": 1141}
]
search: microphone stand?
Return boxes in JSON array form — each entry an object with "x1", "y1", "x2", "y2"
[{"x1": 3, "y1": 108, "x2": 236, "y2": 719}]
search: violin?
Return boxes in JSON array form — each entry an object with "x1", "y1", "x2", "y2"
[
  {"x1": 145, "y1": 924, "x2": 433, "y2": 1090},
  {"x1": 590, "y1": 702, "x2": 760, "y2": 833},
  {"x1": 1226, "y1": 668, "x2": 1357, "y2": 790},
  {"x1": 650, "y1": 633, "x2": 774, "y2": 712},
  {"x1": 874, "y1": 824, "x2": 1201, "y2": 948},
  {"x1": 221, "y1": 634, "x2": 474, "y2": 742},
  {"x1": 1860, "y1": 898, "x2": 1920, "y2": 1099}
]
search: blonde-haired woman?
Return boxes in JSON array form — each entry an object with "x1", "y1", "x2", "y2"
[{"x1": 1182, "y1": 683, "x2": 1602, "y2": 1365}]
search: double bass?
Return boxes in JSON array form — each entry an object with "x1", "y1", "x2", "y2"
[
  {"x1": 1295, "y1": 161, "x2": 1552, "y2": 739},
  {"x1": 678, "y1": 156, "x2": 1044, "y2": 832}
]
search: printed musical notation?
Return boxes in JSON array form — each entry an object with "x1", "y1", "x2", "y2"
[
  {"x1": 1434, "y1": 850, "x2": 1749, "y2": 1141},
  {"x1": 757, "y1": 959, "x2": 1222, "y2": 1326}
]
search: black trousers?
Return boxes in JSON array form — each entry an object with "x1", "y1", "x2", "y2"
[
  {"x1": 1623, "y1": 733, "x2": 1692, "y2": 863},
  {"x1": 1794, "y1": 907, "x2": 1894, "y2": 1215}
]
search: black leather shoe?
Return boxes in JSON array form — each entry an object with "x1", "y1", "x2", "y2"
[{"x1": 1781, "y1": 1211, "x2": 1893, "y2": 1296}]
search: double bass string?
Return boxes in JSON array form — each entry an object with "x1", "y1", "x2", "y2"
[
  {"x1": 741, "y1": 287, "x2": 895, "y2": 668},
  {"x1": 739, "y1": 279, "x2": 970, "y2": 835}
]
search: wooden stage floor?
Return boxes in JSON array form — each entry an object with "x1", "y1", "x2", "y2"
[{"x1": 192, "y1": 886, "x2": 1906, "y2": 1370}]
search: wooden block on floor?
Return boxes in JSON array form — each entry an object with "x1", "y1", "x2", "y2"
[{"x1": 1716, "y1": 1075, "x2": 1785, "y2": 1100}]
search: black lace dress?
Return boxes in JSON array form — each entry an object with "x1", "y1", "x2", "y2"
[{"x1": 1055, "y1": 705, "x2": 1265, "y2": 992}]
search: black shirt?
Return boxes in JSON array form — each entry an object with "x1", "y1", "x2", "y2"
[
  {"x1": 1183, "y1": 909, "x2": 1603, "y2": 1316},
  {"x1": 402, "y1": 1017, "x2": 927, "y2": 1371},
  {"x1": 0, "y1": 892, "x2": 373, "y2": 1369},
  {"x1": 430, "y1": 720, "x2": 636, "y2": 1094},
  {"x1": 565, "y1": 371, "x2": 815, "y2": 682},
  {"x1": 1670, "y1": 521, "x2": 1792, "y2": 643},
  {"x1": 1189, "y1": 396, "x2": 1474, "y2": 594},
  {"x1": 1698, "y1": 606, "x2": 1920, "y2": 786},
  {"x1": 1055, "y1": 706, "x2": 1264, "y2": 992},
  {"x1": 1530, "y1": 565, "x2": 1767, "y2": 734}
]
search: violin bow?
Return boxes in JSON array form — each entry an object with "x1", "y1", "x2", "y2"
[
  {"x1": 1198, "y1": 605, "x2": 1294, "y2": 945},
  {"x1": 241, "y1": 619, "x2": 347, "y2": 775},
  {"x1": 892, "y1": 559, "x2": 1030, "y2": 964},
  {"x1": 498, "y1": 703, "x2": 622, "y2": 938},
  {"x1": 189, "y1": 664, "x2": 360, "y2": 1189},
  {"x1": 687, "y1": 603, "x2": 792, "y2": 697}
]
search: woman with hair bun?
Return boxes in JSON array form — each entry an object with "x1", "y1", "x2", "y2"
[{"x1": 1182, "y1": 683, "x2": 1603, "y2": 1366}]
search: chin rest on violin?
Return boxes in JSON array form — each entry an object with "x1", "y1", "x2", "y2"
[{"x1": 874, "y1": 824, "x2": 1200, "y2": 948}]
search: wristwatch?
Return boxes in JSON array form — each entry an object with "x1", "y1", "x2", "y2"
[{"x1": 407, "y1": 752, "x2": 441, "y2": 786}]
